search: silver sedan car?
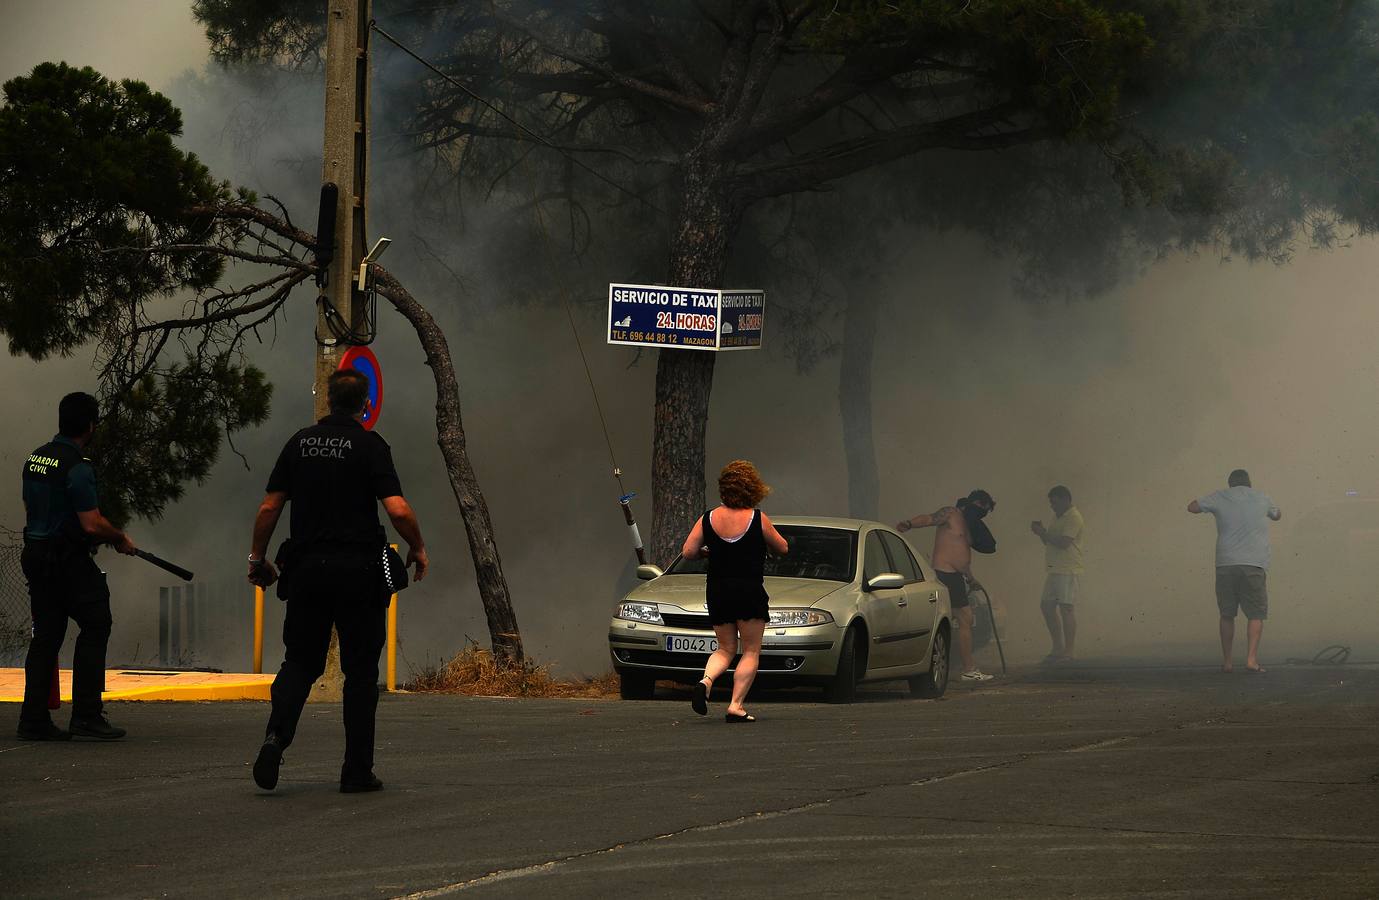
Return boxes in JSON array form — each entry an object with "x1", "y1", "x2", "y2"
[{"x1": 608, "y1": 516, "x2": 952, "y2": 703}]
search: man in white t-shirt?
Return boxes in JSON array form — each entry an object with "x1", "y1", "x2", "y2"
[
  {"x1": 1031, "y1": 485, "x2": 1084, "y2": 665},
  {"x1": 1188, "y1": 469, "x2": 1281, "y2": 673}
]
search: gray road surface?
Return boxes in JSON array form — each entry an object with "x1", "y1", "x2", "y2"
[{"x1": 2, "y1": 664, "x2": 1377, "y2": 898}]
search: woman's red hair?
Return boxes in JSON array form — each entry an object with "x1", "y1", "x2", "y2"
[{"x1": 718, "y1": 460, "x2": 770, "y2": 509}]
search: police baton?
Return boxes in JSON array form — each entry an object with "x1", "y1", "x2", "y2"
[{"x1": 134, "y1": 549, "x2": 194, "y2": 582}]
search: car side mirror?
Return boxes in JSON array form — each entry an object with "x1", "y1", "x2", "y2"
[
  {"x1": 866, "y1": 572, "x2": 905, "y2": 591},
  {"x1": 636, "y1": 564, "x2": 664, "y2": 581}
]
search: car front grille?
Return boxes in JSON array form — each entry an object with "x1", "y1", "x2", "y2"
[{"x1": 660, "y1": 612, "x2": 712, "y2": 630}]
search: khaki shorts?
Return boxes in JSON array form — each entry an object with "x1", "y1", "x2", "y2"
[
  {"x1": 1041, "y1": 573, "x2": 1080, "y2": 607},
  {"x1": 1216, "y1": 565, "x2": 1268, "y2": 620}
]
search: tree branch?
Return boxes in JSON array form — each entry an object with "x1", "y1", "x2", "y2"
[
  {"x1": 690, "y1": 0, "x2": 733, "y2": 39},
  {"x1": 729, "y1": 44, "x2": 956, "y2": 155},
  {"x1": 132, "y1": 270, "x2": 312, "y2": 335},
  {"x1": 487, "y1": 6, "x2": 714, "y2": 116},
  {"x1": 105, "y1": 243, "x2": 314, "y2": 271},
  {"x1": 588, "y1": 5, "x2": 714, "y2": 103},
  {"x1": 412, "y1": 119, "x2": 678, "y2": 167},
  {"x1": 715, "y1": 2, "x2": 795, "y2": 149},
  {"x1": 711, "y1": 1, "x2": 768, "y2": 117},
  {"x1": 731, "y1": 103, "x2": 1049, "y2": 200},
  {"x1": 189, "y1": 201, "x2": 319, "y2": 250}
]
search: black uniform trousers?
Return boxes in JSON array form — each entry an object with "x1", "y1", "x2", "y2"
[
  {"x1": 20, "y1": 543, "x2": 111, "y2": 724},
  {"x1": 266, "y1": 556, "x2": 386, "y2": 781}
]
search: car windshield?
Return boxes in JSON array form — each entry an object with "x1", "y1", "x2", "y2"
[{"x1": 666, "y1": 524, "x2": 858, "y2": 582}]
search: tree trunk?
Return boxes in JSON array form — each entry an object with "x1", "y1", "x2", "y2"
[
  {"x1": 648, "y1": 170, "x2": 740, "y2": 566},
  {"x1": 839, "y1": 285, "x2": 881, "y2": 520},
  {"x1": 373, "y1": 268, "x2": 525, "y2": 666}
]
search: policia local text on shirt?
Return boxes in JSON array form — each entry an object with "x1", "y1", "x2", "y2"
[
  {"x1": 245, "y1": 369, "x2": 428, "y2": 794},
  {"x1": 17, "y1": 392, "x2": 135, "y2": 742}
]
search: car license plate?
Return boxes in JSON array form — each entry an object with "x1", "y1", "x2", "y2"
[{"x1": 665, "y1": 634, "x2": 718, "y2": 653}]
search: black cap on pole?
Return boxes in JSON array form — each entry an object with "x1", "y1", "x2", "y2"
[{"x1": 315, "y1": 183, "x2": 339, "y2": 286}]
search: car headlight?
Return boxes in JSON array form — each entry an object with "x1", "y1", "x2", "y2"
[
  {"x1": 768, "y1": 608, "x2": 834, "y2": 627},
  {"x1": 616, "y1": 602, "x2": 664, "y2": 624}
]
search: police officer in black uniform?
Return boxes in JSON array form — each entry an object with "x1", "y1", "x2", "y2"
[
  {"x1": 18, "y1": 392, "x2": 134, "y2": 741},
  {"x1": 246, "y1": 369, "x2": 427, "y2": 793}
]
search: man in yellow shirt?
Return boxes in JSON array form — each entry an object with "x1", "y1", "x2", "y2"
[{"x1": 1030, "y1": 485, "x2": 1084, "y2": 664}]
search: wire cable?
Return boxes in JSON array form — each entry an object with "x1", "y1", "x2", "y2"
[
  {"x1": 369, "y1": 21, "x2": 667, "y2": 217},
  {"x1": 315, "y1": 289, "x2": 377, "y2": 346},
  {"x1": 372, "y1": 16, "x2": 649, "y2": 561},
  {"x1": 1284, "y1": 645, "x2": 1351, "y2": 666},
  {"x1": 508, "y1": 87, "x2": 631, "y2": 499}
]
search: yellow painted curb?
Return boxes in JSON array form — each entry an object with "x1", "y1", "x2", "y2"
[
  {"x1": 0, "y1": 668, "x2": 275, "y2": 703},
  {"x1": 99, "y1": 680, "x2": 274, "y2": 702}
]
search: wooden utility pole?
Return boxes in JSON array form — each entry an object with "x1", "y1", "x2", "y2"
[{"x1": 309, "y1": 0, "x2": 372, "y2": 703}]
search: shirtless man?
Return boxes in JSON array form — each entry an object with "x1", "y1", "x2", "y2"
[{"x1": 898, "y1": 490, "x2": 997, "y2": 682}]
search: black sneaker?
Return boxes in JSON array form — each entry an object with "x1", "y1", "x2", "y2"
[
  {"x1": 339, "y1": 774, "x2": 384, "y2": 794},
  {"x1": 69, "y1": 717, "x2": 126, "y2": 740},
  {"x1": 253, "y1": 736, "x2": 284, "y2": 790},
  {"x1": 17, "y1": 721, "x2": 72, "y2": 741}
]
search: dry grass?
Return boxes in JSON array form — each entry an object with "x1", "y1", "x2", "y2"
[{"x1": 406, "y1": 641, "x2": 620, "y2": 699}]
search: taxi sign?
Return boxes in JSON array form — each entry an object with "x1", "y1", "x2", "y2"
[
  {"x1": 338, "y1": 346, "x2": 384, "y2": 430},
  {"x1": 607, "y1": 283, "x2": 764, "y2": 351}
]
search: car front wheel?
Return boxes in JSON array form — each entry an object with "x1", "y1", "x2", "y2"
[
  {"x1": 909, "y1": 626, "x2": 950, "y2": 699},
  {"x1": 618, "y1": 671, "x2": 655, "y2": 700},
  {"x1": 825, "y1": 626, "x2": 861, "y2": 704}
]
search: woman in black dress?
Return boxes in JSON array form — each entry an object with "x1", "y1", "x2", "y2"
[{"x1": 680, "y1": 460, "x2": 789, "y2": 722}]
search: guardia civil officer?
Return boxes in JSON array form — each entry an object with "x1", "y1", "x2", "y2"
[
  {"x1": 17, "y1": 392, "x2": 134, "y2": 741},
  {"x1": 246, "y1": 369, "x2": 428, "y2": 793}
]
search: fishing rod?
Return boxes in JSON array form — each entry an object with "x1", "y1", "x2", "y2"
[
  {"x1": 618, "y1": 480, "x2": 647, "y2": 566},
  {"x1": 971, "y1": 581, "x2": 1007, "y2": 675}
]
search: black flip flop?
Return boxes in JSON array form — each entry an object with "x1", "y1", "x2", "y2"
[
  {"x1": 692, "y1": 681, "x2": 708, "y2": 716},
  {"x1": 724, "y1": 712, "x2": 756, "y2": 723}
]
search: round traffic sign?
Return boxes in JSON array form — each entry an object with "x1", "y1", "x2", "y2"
[{"x1": 338, "y1": 346, "x2": 384, "y2": 430}]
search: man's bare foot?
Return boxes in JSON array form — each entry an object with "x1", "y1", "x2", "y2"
[
  {"x1": 1245, "y1": 664, "x2": 1266, "y2": 673},
  {"x1": 1221, "y1": 663, "x2": 1234, "y2": 673}
]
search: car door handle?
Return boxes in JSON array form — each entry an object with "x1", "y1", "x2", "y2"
[
  {"x1": 929, "y1": 592, "x2": 939, "y2": 603},
  {"x1": 897, "y1": 599, "x2": 908, "y2": 607}
]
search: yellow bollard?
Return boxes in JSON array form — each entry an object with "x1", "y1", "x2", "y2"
[
  {"x1": 386, "y1": 543, "x2": 399, "y2": 691},
  {"x1": 386, "y1": 591, "x2": 398, "y2": 691},
  {"x1": 253, "y1": 586, "x2": 265, "y2": 675}
]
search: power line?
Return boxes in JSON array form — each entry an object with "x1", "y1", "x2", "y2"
[
  {"x1": 372, "y1": 18, "x2": 651, "y2": 563},
  {"x1": 369, "y1": 21, "x2": 667, "y2": 216}
]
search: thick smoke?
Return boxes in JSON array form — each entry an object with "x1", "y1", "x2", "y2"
[{"x1": 3, "y1": 5, "x2": 1376, "y2": 677}]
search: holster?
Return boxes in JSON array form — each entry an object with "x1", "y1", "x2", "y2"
[
  {"x1": 274, "y1": 537, "x2": 391, "y2": 606},
  {"x1": 273, "y1": 538, "x2": 299, "y2": 601},
  {"x1": 378, "y1": 543, "x2": 408, "y2": 607},
  {"x1": 23, "y1": 535, "x2": 91, "y2": 577}
]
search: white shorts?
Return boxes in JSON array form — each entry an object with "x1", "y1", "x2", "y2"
[{"x1": 1041, "y1": 573, "x2": 1080, "y2": 607}]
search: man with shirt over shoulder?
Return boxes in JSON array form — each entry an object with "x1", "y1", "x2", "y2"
[
  {"x1": 898, "y1": 489, "x2": 998, "y2": 682},
  {"x1": 1188, "y1": 469, "x2": 1281, "y2": 674}
]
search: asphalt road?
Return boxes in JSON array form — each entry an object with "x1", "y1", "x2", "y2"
[{"x1": 2, "y1": 664, "x2": 1377, "y2": 899}]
